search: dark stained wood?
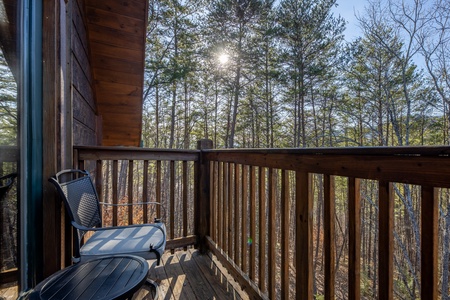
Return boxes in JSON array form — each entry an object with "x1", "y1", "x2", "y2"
[
  {"x1": 112, "y1": 160, "x2": 118, "y2": 226},
  {"x1": 280, "y1": 170, "x2": 290, "y2": 300},
  {"x1": 75, "y1": 146, "x2": 199, "y2": 161},
  {"x1": 324, "y1": 175, "x2": 336, "y2": 300},
  {"x1": 85, "y1": 0, "x2": 147, "y2": 19},
  {"x1": 268, "y1": 168, "x2": 276, "y2": 299},
  {"x1": 348, "y1": 178, "x2": 361, "y2": 300},
  {"x1": 72, "y1": 0, "x2": 96, "y2": 146},
  {"x1": 127, "y1": 160, "x2": 133, "y2": 224},
  {"x1": 84, "y1": 0, "x2": 148, "y2": 146},
  {"x1": 218, "y1": 162, "x2": 224, "y2": 248},
  {"x1": 228, "y1": 163, "x2": 233, "y2": 256},
  {"x1": 143, "y1": 160, "x2": 149, "y2": 223},
  {"x1": 93, "y1": 68, "x2": 142, "y2": 86},
  {"x1": 296, "y1": 172, "x2": 313, "y2": 299},
  {"x1": 0, "y1": 269, "x2": 17, "y2": 285},
  {"x1": 86, "y1": 7, "x2": 145, "y2": 35},
  {"x1": 87, "y1": 23, "x2": 144, "y2": 49},
  {"x1": 258, "y1": 167, "x2": 266, "y2": 292},
  {"x1": 234, "y1": 164, "x2": 240, "y2": 264},
  {"x1": 378, "y1": 181, "x2": 394, "y2": 300},
  {"x1": 156, "y1": 161, "x2": 161, "y2": 218},
  {"x1": 183, "y1": 161, "x2": 188, "y2": 250},
  {"x1": 210, "y1": 162, "x2": 217, "y2": 242},
  {"x1": 203, "y1": 150, "x2": 450, "y2": 188},
  {"x1": 170, "y1": 161, "x2": 175, "y2": 251},
  {"x1": 223, "y1": 162, "x2": 228, "y2": 252},
  {"x1": 73, "y1": 90, "x2": 96, "y2": 132},
  {"x1": 241, "y1": 165, "x2": 249, "y2": 273},
  {"x1": 42, "y1": 0, "x2": 62, "y2": 279},
  {"x1": 165, "y1": 236, "x2": 197, "y2": 250},
  {"x1": 249, "y1": 166, "x2": 256, "y2": 281},
  {"x1": 421, "y1": 186, "x2": 439, "y2": 299}
]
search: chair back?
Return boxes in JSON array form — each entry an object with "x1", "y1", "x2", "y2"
[
  {"x1": 0, "y1": 173, "x2": 17, "y2": 200},
  {"x1": 49, "y1": 170, "x2": 102, "y2": 243}
]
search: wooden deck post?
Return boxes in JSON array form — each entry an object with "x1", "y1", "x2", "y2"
[{"x1": 197, "y1": 139, "x2": 213, "y2": 253}]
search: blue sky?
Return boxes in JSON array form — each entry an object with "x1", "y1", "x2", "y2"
[{"x1": 332, "y1": 1, "x2": 366, "y2": 41}]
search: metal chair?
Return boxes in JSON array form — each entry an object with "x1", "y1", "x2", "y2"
[
  {"x1": 49, "y1": 169, "x2": 166, "y2": 265},
  {"x1": 0, "y1": 173, "x2": 17, "y2": 200}
]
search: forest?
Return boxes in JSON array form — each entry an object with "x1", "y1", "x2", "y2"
[
  {"x1": 142, "y1": 0, "x2": 450, "y2": 151},
  {"x1": 140, "y1": 0, "x2": 450, "y2": 299}
]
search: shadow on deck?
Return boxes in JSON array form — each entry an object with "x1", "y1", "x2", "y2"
[{"x1": 0, "y1": 249, "x2": 249, "y2": 300}]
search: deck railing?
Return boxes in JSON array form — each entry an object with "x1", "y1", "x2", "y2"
[
  {"x1": 73, "y1": 143, "x2": 450, "y2": 299},
  {"x1": 73, "y1": 145, "x2": 201, "y2": 253},
  {"x1": 0, "y1": 146, "x2": 19, "y2": 285}
]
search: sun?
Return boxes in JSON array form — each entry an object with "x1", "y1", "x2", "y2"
[{"x1": 218, "y1": 53, "x2": 229, "y2": 65}]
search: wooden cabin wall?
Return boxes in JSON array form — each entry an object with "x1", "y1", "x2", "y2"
[{"x1": 71, "y1": 0, "x2": 99, "y2": 146}]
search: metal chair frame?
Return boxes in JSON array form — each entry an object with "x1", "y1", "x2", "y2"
[{"x1": 49, "y1": 169, "x2": 166, "y2": 265}]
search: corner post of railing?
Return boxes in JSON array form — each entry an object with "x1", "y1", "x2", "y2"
[{"x1": 196, "y1": 139, "x2": 213, "y2": 253}]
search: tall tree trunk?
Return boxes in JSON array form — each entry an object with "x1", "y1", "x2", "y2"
[
  {"x1": 229, "y1": 41, "x2": 242, "y2": 149},
  {"x1": 184, "y1": 79, "x2": 190, "y2": 149}
]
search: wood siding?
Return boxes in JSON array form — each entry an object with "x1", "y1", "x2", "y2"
[
  {"x1": 72, "y1": 0, "x2": 98, "y2": 146},
  {"x1": 85, "y1": 0, "x2": 148, "y2": 146}
]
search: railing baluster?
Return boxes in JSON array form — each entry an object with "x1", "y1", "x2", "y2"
[
  {"x1": 296, "y1": 171, "x2": 313, "y2": 299},
  {"x1": 421, "y1": 186, "x2": 438, "y2": 299},
  {"x1": 234, "y1": 163, "x2": 240, "y2": 266},
  {"x1": 249, "y1": 165, "x2": 256, "y2": 281},
  {"x1": 128, "y1": 160, "x2": 134, "y2": 225},
  {"x1": 378, "y1": 181, "x2": 393, "y2": 300},
  {"x1": 281, "y1": 170, "x2": 290, "y2": 300},
  {"x1": 211, "y1": 162, "x2": 217, "y2": 242},
  {"x1": 241, "y1": 164, "x2": 248, "y2": 272},
  {"x1": 156, "y1": 160, "x2": 161, "y2": 219},
  {"x1": 170, "y1": 160, "x2": 175, "y2": 253},
  {"x1": 324, "y1": 175, "x2": 335, "y2": 300},
  {"x1": 96, "y1": 160, "x2": 103, "y2": 220},
  {"x1": 348, "y1": 177, "x2": 361, "y2": 300},
  {"x1": 223, "y1": 162, "x2": 228, "y2": 253},
  {"x1": 259, "y1": 167, "x2": 266, "y2": 292},
  {"x1": 183, "y1": 161, "x2": 188, "y2": 250},
  {"x1": 112, "y1": 160, "x2": 118, "y2": 226},
  {"x1": 268, "y1": 168, "x2": 276, "y2": 299},
  {"x1": 228, "y1": 162, "x2": 233, "y2": 256},
  {"x1": 143, "y1": 160, "x2": 149, "y2": 223},
  {"x1": 218, "y1": 162, "x2": 224, "y2": 248}
]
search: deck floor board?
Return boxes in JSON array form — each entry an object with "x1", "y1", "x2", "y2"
[{"x1": 1, "y1": 249, "x2": 249, "y2": 300}]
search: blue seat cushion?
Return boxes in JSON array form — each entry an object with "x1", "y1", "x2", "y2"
[{"x1": 80, "y1": 223, "x2": 166, "y2": 261}]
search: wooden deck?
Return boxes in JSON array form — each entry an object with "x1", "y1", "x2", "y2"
[{"x1": 0, "y1": 249, "x2": 249, "y2": 300}]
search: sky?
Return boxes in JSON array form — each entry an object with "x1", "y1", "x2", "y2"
[{"x1": 332, "y1": 1, "x2": 367, "y2": 41}]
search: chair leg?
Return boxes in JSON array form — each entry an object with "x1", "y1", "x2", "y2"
[
  {"x1": 145, "y1": 278, "x2": 159, "y2": 300},
  {"x1": 131, "y1": 279, "x2": 159, "y2": 300}
]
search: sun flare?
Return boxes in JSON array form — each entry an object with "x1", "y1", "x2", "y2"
[{"x1": 218, "y1": 53, "x2": 229, "y2": 65}]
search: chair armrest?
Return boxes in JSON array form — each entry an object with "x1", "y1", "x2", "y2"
[{"x1": 72, "y1": 221, "x2": 165, "y2": 232}]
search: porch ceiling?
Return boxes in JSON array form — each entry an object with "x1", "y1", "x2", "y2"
[{"x1": 85, "y1": 0, "x2": 148, "y2": 146}]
